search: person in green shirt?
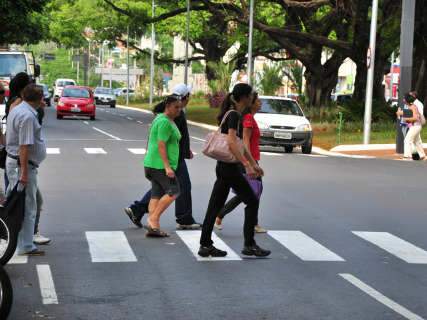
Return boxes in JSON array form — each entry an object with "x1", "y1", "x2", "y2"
[{"x1": 144, "y1": 94, "x2": 182, "y2": 237}]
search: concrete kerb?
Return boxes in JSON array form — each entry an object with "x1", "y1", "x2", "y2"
[{"x1": 117, "y1": 104, "x2": 368, "y2": 159}]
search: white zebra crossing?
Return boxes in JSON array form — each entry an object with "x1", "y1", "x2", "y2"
[
  {"x1": 128, "y1": 148, "x2": 146, "y2": 155},
  {"x1": 86, "y1": 231, "x2": 137, "y2": 262},
  {"x1": 84, "y1": 148, "x2": 107, "y2": 154},
  {"x1": 268, "y1": 231, "x2": 345, "y2": 261},
  {"x1": 176, "y1": 230, "x2": 242, "y2": 261},
  {"x1": 46, "y1": 148, "x2": 60, "y2": 155},
  {"x1": 353, "y1": 231, "x2": 427, "y2": 264}
]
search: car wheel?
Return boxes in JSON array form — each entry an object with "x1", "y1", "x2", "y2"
[
  {"x1": 284, "y1": 145, "x2": 294, "y2": 153},
  {"x1": 302, "y1": 141, "x2": 313, "y2": 154},
  {"x1": 90, "y1": 116, "x2": 96, "y2": 121},
  {"x1": 57, "y1": 115, "x2": 63, "y2": 120},
  {"x1": 110, "y1": 103, "x2": 116, "y2": 108}
]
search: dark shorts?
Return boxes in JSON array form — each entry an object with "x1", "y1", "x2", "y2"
[{"x1": 144, "y1": 167, "x2": 181, "y2": 199}]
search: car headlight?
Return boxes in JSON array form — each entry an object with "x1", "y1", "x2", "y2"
[
  {"x1": 297, "y1": 124, "x2": 312, "y2": 132},
  {"x1": 258, "y1": 121, "x2": 270, "y2": 130}
]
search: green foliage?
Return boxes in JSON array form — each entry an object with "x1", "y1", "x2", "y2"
[
  {"x1": 36, "y1": 47, "x2": 77, "y2": 87},
  {"x1": 257, "y1": 63, "x2": 283, "y2": 96},
  {"x1": 207, "y1": 61, "x2": 235, "y2": 94},
  {"x1": 0, "y1": 0, "x2": 50, "y2": 45}
]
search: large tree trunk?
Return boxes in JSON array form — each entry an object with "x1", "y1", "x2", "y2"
[
  {"x1": 304, "y1": 53, "x2": 345, "y2": 107},
  {"x1": 412, "y1": 0, "x2": 427, "y2": 105}
]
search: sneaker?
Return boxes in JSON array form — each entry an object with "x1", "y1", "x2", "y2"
[
  {"x1": 198, "y1": 245, "x2": 227, "y2": 257},
  {"x1": 241, "y1": 244, "x2": 271, "y2": 257},
  {"x1": 176, "y1": 222, "x2": 201, "y2": 230},
  {"x1": 254, "y1": 225, "x2": 267, "y2": 233},
  {"x1": 214, "y1": 223, "x2": 223, "y2": 230},
  {"x1": 33, "y1": 232, "x2": 51, "y2": 245},
  {"x1": 124, "y1": 207, "x2": 143, "y2": 228}
]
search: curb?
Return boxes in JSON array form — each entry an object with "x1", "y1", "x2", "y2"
[{"x1": 117, "y1": 104, "x2": 368, "y2": 159}]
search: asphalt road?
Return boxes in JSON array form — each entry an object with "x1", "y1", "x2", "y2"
[{"x1": 5, "y1": 104, "x2": 427, "y2": 320}]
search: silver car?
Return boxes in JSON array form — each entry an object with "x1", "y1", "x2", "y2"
[{"x1": 94, "y1": 87, "x2": 116, "y2": 108}]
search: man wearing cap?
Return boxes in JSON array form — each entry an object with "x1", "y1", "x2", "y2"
[{"x1": 124, "y1": 83, "x2": 201, "y2": 229}]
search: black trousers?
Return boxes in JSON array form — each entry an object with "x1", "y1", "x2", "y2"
[{"x1": 200, "y1": 162, "x2": 259, "y2": 247}]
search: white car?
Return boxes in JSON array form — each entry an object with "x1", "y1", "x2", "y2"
[
  {"x1": 94, "y1": 87, "x2": 116, "y2": 108},
  {"x1": 114, "y1": 88, "x2": 135, "y2": 97},
  {"x1": 53, "y1": 78, "x2": 76, "y2": 101},
  {"x1": 255, "y1": 96, "x2": 313, "y2": 154}
]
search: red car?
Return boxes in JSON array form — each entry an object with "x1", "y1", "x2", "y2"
[{"x1": 56, "y1": 86, "x2": 96, "y2": 120}]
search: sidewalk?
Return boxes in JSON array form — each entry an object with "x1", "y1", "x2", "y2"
[{"x1": 330, "y1": 144, "x2": 427, "y2": 160}]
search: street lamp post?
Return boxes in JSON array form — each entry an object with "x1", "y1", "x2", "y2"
[
  {"x1": 247, "y1": 0, "x2": 254, "y2": 86},
  {"x1": 149, "y1": 0, "x2": 155, "y2": 107},
  {"x1": 126, "y1": 24, "x2": 130, "y2": 106},
  {"x1": 184, "y1": 0, "x2": 190, "y2": 86},
  {"x1": 363, "y1": 0, "x2": 379, "y2": 145}
]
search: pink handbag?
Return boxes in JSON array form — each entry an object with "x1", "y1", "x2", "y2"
[{"x1": 202, "y1": 110, "x2": 244, "y2": 163}]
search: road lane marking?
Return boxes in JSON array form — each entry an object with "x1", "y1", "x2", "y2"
[
  {"x1": 268, "y1": 231, "x2": 345, "y2": 261},
  {"x1": 339, "y1": 274, "x2": 425, "y2": 320},
  {"x1": 85, "y1": 231, "x2": 137, "y2": 262},
  {"x1": 83, "y1": 121, "x2": 89, "y2": 125},
  {"x1": 119, "y1": 113, "x2": 126, "y2": 117},
  {"x1": 37, "y1": 265, "x2": 58, "y2": 305},
  {"x1": 261, "y1": 152, "x2": 283, "y2": 156},
  {"x1": 297, "y1": 154, "x2": 328, "y2": 158},
  {"x1": 353, "y1": 231, "x2": 427, "y2": 264},
  {"x1": 137, "y1": 121, "x2": 143, "y2": 124},
  {"x1": 9, "y1": 251, "x2": 28, "y2": 264},
  {"x1": 46, "y1": 148, "x2": 60, "y2": 155},
  {"x1": 176, "y1": 230, "x2": 242, "y2": 261},
  {"x1": 84, "y1": 148, "x2": 107, "y2": 154},
  {"x1": 127, "y1": 117, "x2": 133, "y2": 120},
  {"x1": 128, "y1": 148, "x2": 146, "y2": 155},
  {"x1": 92, "y1": 127, "x2": 122, "y2": 141},
  {"x1": 190, "y1": 136, "x2": 205, "y2": 142}
]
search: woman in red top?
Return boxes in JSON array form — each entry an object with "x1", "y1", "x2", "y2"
[{"x1": 215, "y1": 92, "x2": 267, "y2": 233}]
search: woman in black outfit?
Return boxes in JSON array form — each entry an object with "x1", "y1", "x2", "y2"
[{"x1": 198, "y1": 83, "x2": 271, "y2": 258}]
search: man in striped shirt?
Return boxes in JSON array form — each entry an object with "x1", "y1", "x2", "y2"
[{"x1": 6, "y1": 84, "x2": 47, "y2": 255}]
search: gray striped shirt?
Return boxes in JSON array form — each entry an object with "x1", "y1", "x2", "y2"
[{"x1": 6, "y1": 101, "x2": 46, "y2": 165}]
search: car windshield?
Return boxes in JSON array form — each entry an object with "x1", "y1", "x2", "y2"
[
  {"x1": 259, "y1": 99, "x2": 303, "y2": 116},
  {"x1": 95, "y1": 88, "x2": 113, "y2": 95},
  {"x1": 0, "y1": 54, "x2": 27, "y2": 77},
  {"x1": 62, "y1": 88, "x2": 90, "y2": 98},
  {"x1": 57, "y1": 81, "x2": 75, "y2": 87}
]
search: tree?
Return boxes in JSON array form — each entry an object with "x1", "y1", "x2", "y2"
[
  {"x1": 413, "y1": 0, "x2": 427, "y2": 105},
  {"x1": 257, "y1": 63, "x2": 283, "y2": 95},
  {"x1": 0, "y1": 0, "x2": 50, "y2": 45}
]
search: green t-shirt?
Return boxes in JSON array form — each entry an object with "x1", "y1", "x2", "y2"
[{"x1": 144, "y1": 113, "x2": 182, "y2": 170}]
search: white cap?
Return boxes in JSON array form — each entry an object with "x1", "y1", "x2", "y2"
[{"x1": 172, "y1": 83, "x2": 192, "y2": 97}]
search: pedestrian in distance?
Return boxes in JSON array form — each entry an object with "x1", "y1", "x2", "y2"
[
  {"x1": 397, "y1": 93, "x2": 426, "y2": 161},
  {"x1": 199, "y1": 83, "x2": 271, "y2": 258},
  {"x1": 5, "y1": 84, "x2": 47, "y2": 255},
  {"x1": 124, "y1": 84, "x2": 201, "y2": 230},
  {"x1": 143, "y1": 94, "x2": 183, "y2": 237},
  {"x1": 215, "y1": 91, "x2": 267, "y2": 233}
]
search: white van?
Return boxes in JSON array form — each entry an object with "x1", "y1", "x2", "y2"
[
  {"x1": 255, "y1": 96, "x2": 313, "y2": 154},
  {"x1": 53, "y1": 78, "x2": 76, "y2": 100}
]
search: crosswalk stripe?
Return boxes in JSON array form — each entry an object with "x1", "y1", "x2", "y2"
[
  {"x1": 268, "y1": 231, "x2": 345, "y2": 261},
  {"x1": 46, "y1": 148, "x2": 60, "y2": 155},
  {"x1": 37, "y1": 265, "x2": 59, "y2": 305},
  {"x1": 297, "y1": 154, "x2": 328, "y2": 158},
  {"x1": 353, "y1": 231, "x2": 427, "y2": 264},
  {"x1": 340, "y1": 274, "x2": 425, "y2": 320},
  {"x1": 9, "y1": 251, "x2": 28, "y2": 264},
  {"x1": 85, "y1": 231, "x2": 137, "y2": 262},
  {"x1": 261, "y1": 152, "x2": 283, "y2": 156},
  {"x1": 176, "y1": 230, "x2": 242, "y2": 261},
  {"x1": 128, "y1": 148, "x2": 146, "y2": 155},
  {"x1": 84, "y1": 148, "x2": 107, "y2": 154}
]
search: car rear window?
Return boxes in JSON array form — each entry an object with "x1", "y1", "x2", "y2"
[
  {"x1": 260, "y1": 99, "x2": 303, "y2": 116},
  {"x1": 95, "y1": 88, "x2": 113, "y2": 94},
  {"x1": 62, "y1": 88, "x2": 90, "y2": 98}
]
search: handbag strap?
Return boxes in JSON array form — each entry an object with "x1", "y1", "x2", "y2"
[{"x1": 218, "y1": 110, "x2": 241, "y2": 133}]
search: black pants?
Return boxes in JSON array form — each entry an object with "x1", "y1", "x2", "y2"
[
  {"x1": 218, "y1": 177, "x2": 262, "y2": 224},
  {"x1": 200, "y1": 162, "x2": 259, "y2": 247}
]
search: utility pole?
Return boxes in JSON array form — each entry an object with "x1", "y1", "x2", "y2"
[
  {"x1": 126, "y1": 24, "x2": 130, "y2": 106},
  {"x1": 363, "y1": 0, "x2": 379, "y2": 144},
  {"x1": 247, "y1": 0, "x2": 254, "y2": 86},
  {"x1": 396, "y1": 0, "x2": 416, "y2": 153},
  {"x1": 149, "y1": 0, "x2": 155, "y2": 107},
  {"x1": 184, "y1": 0, "x2": 190, "y2": 85}
]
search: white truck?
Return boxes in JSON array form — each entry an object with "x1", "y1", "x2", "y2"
[{"x1": 0, "y1": 50, "x2": 40, "y2": 117}]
